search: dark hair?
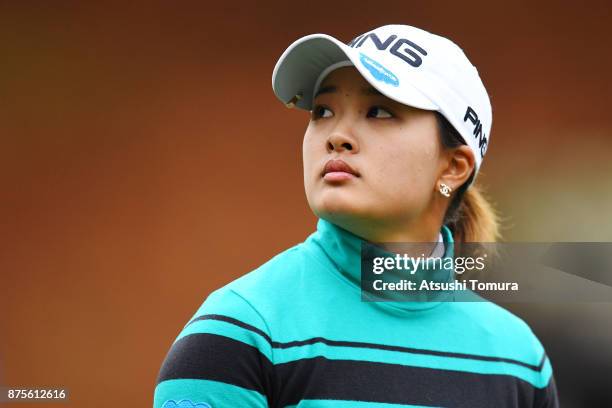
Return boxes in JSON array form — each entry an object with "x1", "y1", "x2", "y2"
[{"x1": 434, "y1": 112, "x2": 500, "y2": 244}]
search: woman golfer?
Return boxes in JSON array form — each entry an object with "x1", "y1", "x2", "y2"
[{"x1": 154, "y1": 24, "x2": 559, "y2": 408}]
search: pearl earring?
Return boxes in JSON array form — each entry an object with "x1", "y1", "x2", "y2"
[{"x1": 439, "y1": 183, "x2": 452, "y2": 197}]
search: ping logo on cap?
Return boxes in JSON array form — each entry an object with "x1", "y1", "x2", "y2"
[
  {"x1": 347, "y1": 32, "x2": 428, "y2": 68},
  {"x1": 464, "y1": 106, "x2": 489, "y2": 158},
  {"x1": 359, "y1": 53, "x2": 399, "y2": 87}
]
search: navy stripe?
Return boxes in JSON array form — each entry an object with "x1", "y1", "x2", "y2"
[
  {"x1": 275, "y1": 356, "x2": 550, "y2": 408},
  {"x1": 187, "y1": 313, "x2": 546, "y2": 373},
  {"x1": 157, "y1": 333, "x2": 275, "y2": 404}
]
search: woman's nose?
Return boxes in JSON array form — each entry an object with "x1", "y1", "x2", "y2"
[{"x1": 326, "y1": 129, "x2": 359, "y2": 154}]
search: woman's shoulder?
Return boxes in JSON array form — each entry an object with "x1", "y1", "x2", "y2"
[
  {"x1": 227, "y1": 241, "x2": 311, "y2": 293},
  {"x1": 189, "y1": 242, "x2": 313, "y2": 327},
  {"x1": 449, "y1": 293, "x2": 553, "y2": 385},
  {"x1": 456, "y1": 292, "x2": 538, "y2": 337}
]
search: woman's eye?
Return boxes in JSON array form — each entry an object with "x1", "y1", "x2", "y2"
[
  {"x1": 367, "y1": 106, "x2": 393, "y2": 118},
  {"x1": 313, "y1": 105, "x2": 333, "y2": 119}
]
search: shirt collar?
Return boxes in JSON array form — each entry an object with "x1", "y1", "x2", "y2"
[{"x1": 306, "y1": 217, "x2": 455, "y2": 312}]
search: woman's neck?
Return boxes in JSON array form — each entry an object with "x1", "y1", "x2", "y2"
[
  {"x1": 322, "y1": 214, "x2": 441, "y2": 242},
  {"x1": 319, "y1": 214, "x2": 444, "y2": 259}
]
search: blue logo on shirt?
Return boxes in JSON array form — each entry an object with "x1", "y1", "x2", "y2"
[
  {"x1": 162, "y1": 400, "x2": 212, "y2": 408},
  {"x1": 359, "y1": 52, "x2": 399, "y2": 87}
]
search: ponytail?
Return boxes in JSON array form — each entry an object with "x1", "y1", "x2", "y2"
[{"x1": 446, "y1": 180, "x2": 501, "y2": 243}]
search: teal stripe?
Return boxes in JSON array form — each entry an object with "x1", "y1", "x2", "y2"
[
  {"x1": 174, "y1": 319, "x2": 272, "y2": 361},
  {"x1": 284, "y1": 400, "x2": 440, "y2": 408},
  {"x1": 154, "y1": 379, "x2": 267, "y2": 408},
  {"x1": 274, "y1": 342, "x2": 552, "y2": 388}
]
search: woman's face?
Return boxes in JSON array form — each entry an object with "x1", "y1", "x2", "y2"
[{"x1": 303, "y1": 66, "x2": 449, "y2": 237}]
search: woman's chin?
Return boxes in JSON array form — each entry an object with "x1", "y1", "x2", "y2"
[
  {"x1": 314, "y1": 190, "x2": 360, "y2": 212},
  {"x1": 311, "y1": 196, "x2": 371, "y2": 223}
]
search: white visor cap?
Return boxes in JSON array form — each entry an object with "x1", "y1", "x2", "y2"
[{"x1": 271, "y1": 24, "x2": 492, "y2": 177}]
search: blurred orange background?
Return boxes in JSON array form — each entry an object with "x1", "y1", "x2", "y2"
[{"x1": 1, "y1": 1, "x2": 611, "y2": 407}]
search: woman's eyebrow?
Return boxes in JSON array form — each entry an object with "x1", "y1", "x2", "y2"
[
  {"x1": 314, "y1": 85, "x2": 336, "y2": 98},
  {"x1": 314, "y1": 85, "x2": 384, "y2": 98}
]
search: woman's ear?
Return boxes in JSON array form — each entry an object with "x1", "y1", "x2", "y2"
[{"x1": 439, "y1": 145, "x2": 475, "y2": 188}]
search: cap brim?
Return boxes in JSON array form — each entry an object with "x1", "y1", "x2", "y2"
[{"x1": 272, "y1": 34, "x2": 438, "y2": 111}]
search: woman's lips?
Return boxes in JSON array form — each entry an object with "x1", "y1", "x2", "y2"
[{"x1": 322, "y1": 159, "x2": 359, "y2": 182}]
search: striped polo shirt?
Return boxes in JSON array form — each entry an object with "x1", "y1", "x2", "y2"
[{"x1": 154, "y1": 218, "x2": 559, "y2": 408}]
